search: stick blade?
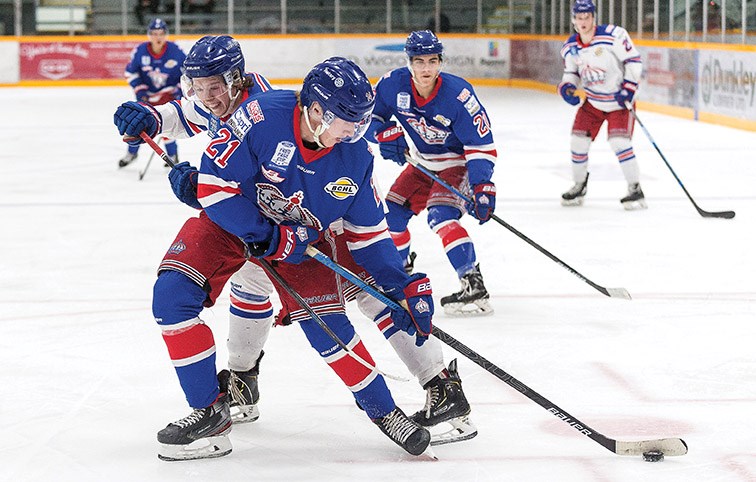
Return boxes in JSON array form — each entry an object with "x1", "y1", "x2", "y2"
[
  {"x1": 701, "y1": 210, "x2": 735, "y2": 219},
  {"x1": 606, "y1": 287, "x2": 632, "y2": 300},
  {"x1": 615, "y1": 438, "x2": 688, "y2": 456}
]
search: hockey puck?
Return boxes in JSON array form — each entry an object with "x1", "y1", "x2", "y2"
[{"x1": 642, "y1": 450, "x2": 664, "y2": 462}]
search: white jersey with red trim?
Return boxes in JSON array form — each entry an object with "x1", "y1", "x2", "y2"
[
  {"x1": 560, "y1": 24, "x2": 643, "y2": 113},
  {"x1": 154, "y1": 72, "x2": 273, "y2": 139},
  {"x1": 371, "y1": 68, "x2": 496, "y2": 185}
]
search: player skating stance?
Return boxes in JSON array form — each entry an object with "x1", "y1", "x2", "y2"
[
  {"x1": 369, "y1": 30, "x2": 498, "y2": 316},
  {"x1": 118, "y1": 18, "x2": 185, "y2": 168},
  {"x1": 115, "y1": 37, "x2": 476, "y2": 448},
  {"x1": 558, "y1": 0, "x2": 646, "y2": 209}
]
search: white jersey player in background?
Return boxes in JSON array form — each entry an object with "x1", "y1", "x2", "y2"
[{"x1": 558, "y1": 0, "x2": 646, "y2": 209}]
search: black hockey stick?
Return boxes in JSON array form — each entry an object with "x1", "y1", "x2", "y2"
[
  {"x1": 628, "y1": 104, "x2": 735, "y2": 219},
  {"x1": 257, "y1": 258, "x2": 407, "y2": 382},
  {"x1": 306, "y1": 246, "x2": 688, "y2": 457},
  {"x1": 403, "y1": 154, "x2": 631, "y2": 300},
  {"x1": 138, "y1": 147, "x2": 157, "y2": 181}
]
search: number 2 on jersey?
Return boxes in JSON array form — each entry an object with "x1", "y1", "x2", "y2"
[
  {"x1": 205, "y1": 128, "x2": 240, "y2": 168},
  {"x1": 473, "y1": 112, "x2": 491, "y2": 138}
]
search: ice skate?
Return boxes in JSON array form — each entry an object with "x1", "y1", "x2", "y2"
[
  {"x1": 228, "y1": 352, "x2": 262, "y2": 423},
  {"x1": 157, "y1": 370, "x2": 233, "y2": 461},
  {"x1": 373, "y1": 407, "x2": 432, "y2": 456},
  {"x1": 620, "y1": 182, "x2": 647, "y2": 210},
  {"x1": 412, "y1": 359, "x2": 478, "y2": 446},
  {"x1": 561, "y1": 173, "x2": 589, "y2": 206},
  {"x1": 440, "y1": 264, "x2": 492, "y2": 316},
  {"x1": 117, "y1": 152, "x2": 137, "y2": 168}
]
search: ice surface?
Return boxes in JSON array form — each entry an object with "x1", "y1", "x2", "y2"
[{"x1": 1, "y1": 85, "x2": 754, "y2": 481}]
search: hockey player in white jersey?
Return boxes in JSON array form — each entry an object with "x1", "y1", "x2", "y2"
[{"x1": 558, "y1": 0, "x2": 646, "y2": 209}]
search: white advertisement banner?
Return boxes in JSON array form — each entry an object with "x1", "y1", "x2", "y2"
[
  {"x1": 698, "y1": 50, "x2": 756, "y2": 121},
  {"x1": 0, "y1": 42, "x2": 20, "y2": 83}
]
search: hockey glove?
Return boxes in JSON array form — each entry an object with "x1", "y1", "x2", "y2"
[
  {"x1": 466, "y1": 182, "x2": 496, "y2": 223},
  {"x1": 559, "y1": 82, "x2": 580, "y2": 106},
  {"x1": 614, "y1": 80, "x2": 637, "y2": 108},
  {"x1": 249, "y1": 224, "x2": 320, "y2": 265},
  {"x1": 168, "y1": 161, "x2": 201, "y2": 210},
  {"x1": 114, "y1": 101, "x2": 160, "y2": 145},
  {"x1": 374, "y1": 121, "x2": 409, "y2": 166},
  {"x1": 386, "y1": 273, "x2": 434, "y2": 347}
]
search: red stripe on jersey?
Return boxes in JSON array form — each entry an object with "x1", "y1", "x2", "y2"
[
  {"x1": 344, "y1": 227, "x2": 388, "y2": 244},
  {"x1": 327, "y1": 341, "x2": 375, "y2": 387},
  {"x1": 376, "y1": 317, "x2": 394, "y2": 332},
  {"x1": 390, "y1": 229, "x2": 411, "y2": 247},
  {"x1": 162, "y1": 322, "x2": 215, "y2": 361},
  {"x1": 464, "y1": 147, "x2": 497, "y2": 158},
  {"x1": 196, "y1": 183, "x2": 242, "y2": 198}
]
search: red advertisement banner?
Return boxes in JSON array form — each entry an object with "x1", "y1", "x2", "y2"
[{"x1": 19, "y1": 41, "x2": 140, "y2": 81}]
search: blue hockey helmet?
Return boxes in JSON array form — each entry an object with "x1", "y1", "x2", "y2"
[
  {"x1": 300, "y1": 57, "x2": 374, "y2": 144},
  {"x1": 147, "y1": 18, "x2": 168, "y2": 34},
  {"x1": 404, "y1": 30, "x2": 444, "y2": 59},
  {"x1": 183, "y1": 35, "x2": 245, "y2": 82},
  {"x1": 572, "y1": 0, "x2": 595, "y2": 15}
]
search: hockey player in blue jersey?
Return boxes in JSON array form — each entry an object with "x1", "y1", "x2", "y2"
[
  {"x1": 118, "y1": 18, "x2": 185, "y2": 168},
  {"x1": 115, "y1": 37, "x2": 477, "y2": 455},
  {"x1": 558, "y1": 0, "x2": 646, "y2": 209},
  {"x1": 369, "y1": 30, "x2": 498, "y2": 317}
]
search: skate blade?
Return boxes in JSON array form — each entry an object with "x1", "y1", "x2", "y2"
[
  {"x1": 442, "y1": 299, "x2": 494, "y2": 317},
  {"x1": 622, "y1": 199, "x2": 648, "y2": 210},
  {"x1": 561, "y1": 197, "x2": 584, "y2": 206},
  {"x1": 230, "y1": 404, "x2": 260, "y2": 424},
  {"x1": 158, "y1": 434, "x2": 232, "y2": 461},
  {"x1": 429, "y1": 416, "x2": 478, "y2": 446}
]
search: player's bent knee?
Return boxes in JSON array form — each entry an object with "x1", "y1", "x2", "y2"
[
  {"x1": 608, "y1": 135, "x2": 632, "y2": 153},
  {"x1": 427, "y1": 205, "x2": 462, "y2": 230},
  {"x1": 152, "y1": 270, "x2": 208, "y2": 325},
  {"x1": 570, "y1": 134, "x2": 592, "y2": 153}
]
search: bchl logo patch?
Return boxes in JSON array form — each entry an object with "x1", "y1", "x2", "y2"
[
  {"x1": 270, "y1": 141, "x2": 296, "y2": 167},
  {"x1": 433, "y1": 114, "x2": 451, "y2": 126},
  {"x1": 167, "y1": 239, "x2": 186, "y2": 255},
  {"x1": 397, "y1": 92, "x2": 411, "y2": 110},
  {"x1": 324, "y1": 177, "x2": 359, "y2": 200}
]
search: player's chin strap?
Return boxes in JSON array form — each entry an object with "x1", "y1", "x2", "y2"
[{"x1": 302, "y1": 105, "x2": 328, "y2": 148}]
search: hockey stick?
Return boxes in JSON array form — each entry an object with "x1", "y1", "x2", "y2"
[
  {"x1": 138, "y1": 131, "x2": 176, "y2": 168},
  {"x1": 257, "y1": 258, "x2": 408, "y2": 382},
  {"x1": 402, "y1": 153, "x2": 631, "y2": 300},
  {"x1": 138, "y1": 145, "x2": 157, "y2": 181},
  {"x1": 305, "y1": 246, "x2": 688, "y2": 457},
  {"x1": 627, "y1": 104, "x2": 735, "y2": 219}
]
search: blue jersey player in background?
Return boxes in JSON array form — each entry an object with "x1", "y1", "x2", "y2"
[
  {"x1": 118, "y1": 18, "x2": 185, "y2": 168},
  {"x1": 369, "y1": 30, "x2": 498, "y2": 317}
]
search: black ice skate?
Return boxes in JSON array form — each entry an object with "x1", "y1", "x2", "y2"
[
  {"x1": 228, "y1": 352, "x2": 263, "y2": 423},
  {"x1": 440, "y1": 264, "x2": 492, "y2": 316},
  {"x1": 412, "y1": 359, "x2": 478, "y2": 446},
  {"x1": 157, "y1": 370, "x2": 233, "y2": 461},
  {"x1": 373, "y1": 407, "x2": 432, "y2": 456},
  {"x1": 620, "y1": 182, "x2": 647, "y2": 210},
  {"x1": 117, "y1": 152, "x2": 137, "y2": 168},
  {"x1": 561, "y1": 173, "x2": 589, "y2": 206}
]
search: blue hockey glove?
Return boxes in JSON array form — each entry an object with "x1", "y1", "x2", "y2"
[
  {"x1": 386, "y1": 273, "x2": 434, "y2": 347},
  {"x1": 114, "y1": 101, "x2": 160, "y2": 145},
  {"x1": 168, "y1": 161, "x2": 201, "y2": 210},
  {"x1": 373, "y1": 121, "x2": 409, "y2": 166},
  {"x1": 466, "y1": 182, "x2": 496, "y2": 223},
  {"x1": 250, "y1": 225, "x2": 320, "y2": 264},
  {"x1": 559, "y1": 82, "x2": 580, "y2": 106},
  {"x1": 615, "y1": 80, "x2": 637, "y2": 108}
]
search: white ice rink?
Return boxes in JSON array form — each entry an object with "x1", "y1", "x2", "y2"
[{"x1": 1, "y1": 85, "x2": 755, "y2": 482}]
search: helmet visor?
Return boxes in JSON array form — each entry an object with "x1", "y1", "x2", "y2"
[
  {"x1": 320, "y1": 107, "x2": 373, "y2": 144},
  {"x1": 180, "y1": 74, "x2": 230, "y2": 103}
]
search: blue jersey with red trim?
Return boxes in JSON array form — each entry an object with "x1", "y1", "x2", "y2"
[
  {"x1": 125, "y1": 41, "x2": 186, "y2": 104},
  {"x1": 370, "y1": 67, "x2": 496, "y2": 185},
  {"x1": 196, "y1": 89, "x2": 409, "y2": 292}
]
